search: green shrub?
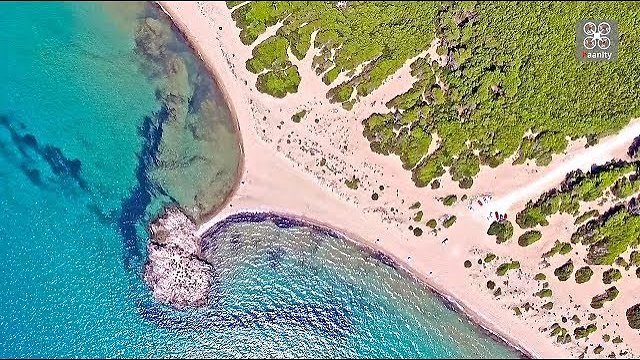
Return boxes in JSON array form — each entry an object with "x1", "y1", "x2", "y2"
[
  {"x1": 409, "y1": 202, "x2": 421, "y2": 210},
  {"x1": 534, "y1": 273, "x2": 546, "y2": 281},
  {"x1": 542, "y1": 302, "x2": 554, "y2": 310},
  {"x1": 484, "y1": 253, "x2": 496, "y2": 263},
  {"x1": 413, "y1": 210, "x2": 424, "y2": 222},
  {"x1": 602, "y1": 268, "x2": 622, "y2": 284},
  {"x1": 517, "y1": 163, "x2": 638, "y2": 229},
  {"x1": 612, "y1": 336, "x2": 623, "y2": 344},
  {"x1": 574, "y1": 324, "x2": 597, "y2": 339},
  {"x1": 345, "y1": 176, "x2": 360, "y2": 190},
  {"x1": 518, "y1": 230, "x2": 542, "y2": 247},
  {"x1": 443, "y1": 215, "x2": 457, "y2": 228},
  {"x1": 594, "y1": 345, "x2": 604, "y2": 355},
  {"x1": 426, "y1": 219, "x2": 437, "y2": 228},
  {"x1": 626, "y1": 303, "x2": 640, "y2": 329},
  {"x1": 256, "y1": 66, "x2": 301, "y2": 98},
  {"x1": 575, "y1": 210, "x2": 599, "y2": 225},
  {"x1": 543, "y1": 240, "x2": 572, "y2": 258},
  {"x1": 536, "y1": 288, "x2": 553, "y2": 298},
  {"x1": 590, "y1": 287, "x2": 619, "y2": 309},
  {"x1": 513, "y1": 307, "x2": 522, "y2": 316},
  {"x1": 496, "y1": 260, "x2": 520, "y2": 276},
  {"x1": 574, "y1": 266, "x2": 593, "y2": 284},
  {"x1": 487, "y1": 221, "x2": 514, "y2": 244},
  {"x1": 291, "y1": 110, "x2": 306, "y2": 123},
  {"x1": 553, "y1": 259, "x2": 574, "y2": 281},
  {"x1": 442, "y1": 195, "x2": 457, "y2": 206}
]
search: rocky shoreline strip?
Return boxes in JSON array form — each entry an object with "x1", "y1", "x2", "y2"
[{"x1": 144, "y1": 206, "x2": 213, "y2": 309}]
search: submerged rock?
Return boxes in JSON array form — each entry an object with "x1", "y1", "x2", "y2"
[{"x1": 144, "y1": 206, "x2": 213, "y2": 309}]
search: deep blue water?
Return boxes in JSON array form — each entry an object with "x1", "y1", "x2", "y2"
[{"x1": 0, "y1": 2, "x2": 520, "y2": 358}]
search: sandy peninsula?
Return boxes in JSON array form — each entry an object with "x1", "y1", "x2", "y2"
[{"x1": 157, "y1": 1, "x2": 640, "y2": 358}]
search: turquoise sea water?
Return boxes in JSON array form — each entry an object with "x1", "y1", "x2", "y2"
[{"x1": 0, "y1": 2, "x2": 519, "y2": 358}]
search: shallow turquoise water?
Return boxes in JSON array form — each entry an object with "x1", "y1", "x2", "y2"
[{"x1": 0, "y1": 2, "x2": 519, "y2": 358}]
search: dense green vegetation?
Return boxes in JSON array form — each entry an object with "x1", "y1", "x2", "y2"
[
  {"x1": 575, "y1": 266, "x2": 593, "y2": 284},
  {"x1": 230, "y1": 2, "x2": 439, "y2": 100},
  {"x1": 517, "y1": 162, "x2": 639, "y2": 228},
  {"x1": 486, "y1": 220, "x2": 513, "y2": 244},
  {"x1": 362, "y1": 2, "x2": 640, "y2": 188},
  {"x1": 518, "y1": 230, "x2": 542, "y2": 247},
  {"x1": 231, "y1": 2, "x2": 640, "y2": 189},
  {"x1": 534, "y1": 273, "x2": 546, "y2": 281},
  {"x1": 426, "y1": 218, "x2": 437, "y2": 228},
  {"x1": 496, "y1": 260, "x2": 520, "y2": 276},
  {"x1": 553, "y1": 259, "x2": 574, "y2": 281},
  {"x1": 572, "y1": 204, "x2": 640, "y2": 265}
]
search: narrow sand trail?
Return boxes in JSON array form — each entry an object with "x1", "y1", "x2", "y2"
[{"x1": 477, "y1": 121, "x2": 640, "y2": 222}]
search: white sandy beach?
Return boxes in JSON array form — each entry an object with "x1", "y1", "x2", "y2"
[{"x1": 158, "y1": 2, "x2": 640, "y2": 358}]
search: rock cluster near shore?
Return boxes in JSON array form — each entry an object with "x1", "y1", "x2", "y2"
[{"x1": 144, "y1": 206, "x2": 213, "y2": 309}]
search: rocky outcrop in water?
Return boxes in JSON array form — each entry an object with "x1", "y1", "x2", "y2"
[{"x1": 144, "y1": 206, "x2": 213, "y2": 309}]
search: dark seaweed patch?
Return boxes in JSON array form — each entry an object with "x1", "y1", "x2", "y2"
[
  {"x1": 0, "y1": 115, "x2": 88, "y2": 191},
  {"x1": 187, "y1": 72, "x2": 214, "y2": 115},
  {"x1": 266, "y1": 246, "x2": 286, "y2": 270},
  {"x1": 118, "y1": 109, "x2": 168, "y2": 272},
  {"x1": 369, "y1": 250, "x2": 399, "y2": 271},
  {"x1": 20, "y1": 166, "x2": 43, "y2": 187},
  {"x1": 139, "y1": 298, "x2": 352, "y2": 337}
]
